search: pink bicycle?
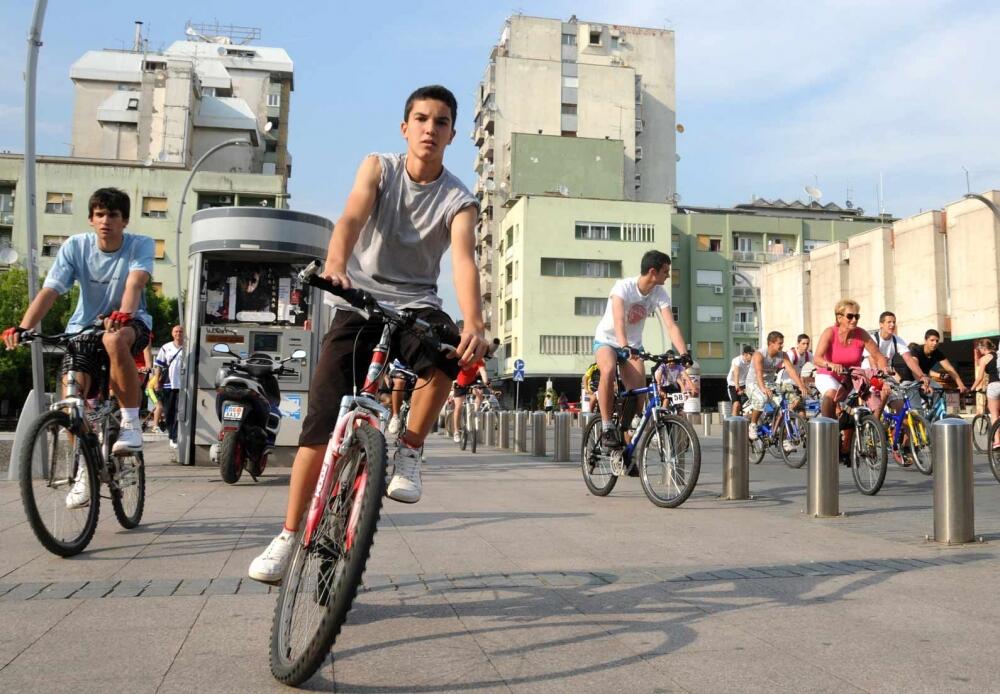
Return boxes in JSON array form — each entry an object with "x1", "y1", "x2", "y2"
[{"x1": 269, "y1": 261, "x2": 455, "y2": 685}]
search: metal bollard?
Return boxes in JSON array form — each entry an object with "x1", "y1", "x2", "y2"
[
  {"x1": 484, "y1": 411, "x2": 498, "y2": 447},
  {"x1": 717, "y1": 401, "x2": 730, "y2": 421},
  {"x1": 475, "y1": 412, "x2": 485, "y2": 444},
  {"x1": 932, "y1": 418, "x2": 975, "y2": 544},
  {"x1": 702, "y1": 412, "x2": 713, "y2": 437},
  {"x1": 514, "y1": 411, "x2": 529, "y2": 453},
  {"x1": 579, "y1": 411, "x2": 594, "y2": 430},
  {"x1": 721, "y1": 416, "x2": 750, "y2": 500},
  {"x1": 553, "y1": 412, "x2": 571, "y2": 462},
  {"x1": 530, "y1": 411, "x2": 546, "y2": 456},
  {"x1": 499, "y1": 411, "x2": 512, "y2": 449},
  {"x1": 806, "y1": 416, "x2": 840, "y2": 517}
]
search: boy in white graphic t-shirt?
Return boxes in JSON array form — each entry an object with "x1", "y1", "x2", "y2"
[{"x1": 592, "y1": 250, "x2": 691, "y2": 449}]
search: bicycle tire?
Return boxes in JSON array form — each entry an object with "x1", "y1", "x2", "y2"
[
  {"x1": 780, "y1": 413, "x2": 809, "y2": 468},
  {"x1": 110, "y1": 451, "x2": 146, "y2": 529},
  {"x1": 637, "y1": 413, "x2": 701, "y2": 508},
  {"x1": 219, "y1": 430, "x2": 245, "y2": 484},
  {"x1": 270, "y1": 423, "x2": 386, "y2": 686},
  {"x1": 749, "y1": 436, "x2": 766, "y2": 465},
  {"x1": 852, "y1": 414, "x2": 887, "y2": 495},
  {"x1": 906, "y1": 412, "x2": 933, "y2": 476},
  {"x1": 19, "y1": 410, "x2": 100, "y2": 557},
  {"x1": 988, "y1": 418, "x2": 1000, "y2": 484},
  {"x1": 972, "y1": 413, "x2": 991, "y2": 454},
  {"x1": 581, "y1": 415, "x2": 618, "y2": 496},
  {"x1": 470, "y1": 415, "x2": 478, "y2": 454}
]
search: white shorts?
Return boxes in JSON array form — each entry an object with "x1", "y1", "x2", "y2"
[
  {"x1": 814, "y1": 373, "x2": 847, "y2": 400},
  {"x1": 988, "y1": 382, "x2": 1000, "y2": 401}
]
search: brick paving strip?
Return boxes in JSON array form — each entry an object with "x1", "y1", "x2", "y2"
[{"x1": 0, "y1": 552, "x2": 987, "y2": 601}]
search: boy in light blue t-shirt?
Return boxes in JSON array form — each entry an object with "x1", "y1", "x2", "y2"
[{"x1": 3, "y1": 188, "x2": 153, "y2": 507}]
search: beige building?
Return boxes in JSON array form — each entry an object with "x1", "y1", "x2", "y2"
[
  {"x1": 761, "y1": 190, "x2": 1000, "y2": 352},
  {"x1": 472, "y1": 14, "x2": 676, "y2": 334}
]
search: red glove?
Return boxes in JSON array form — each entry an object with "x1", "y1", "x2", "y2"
[
  {"x1": 108, "y1": 311, "x2": 133, "y2": 326},
  {"x1": 2, "y1": 326, "x2": 25, "y2": 349}
]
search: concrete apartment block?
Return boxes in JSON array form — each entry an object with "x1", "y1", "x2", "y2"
[
  {"x1": 847, "y1": 226, "x2": 894, "y2": 331},
  {"x1": 944, "y1": 193, "x2": 1000, "y2": 341}
]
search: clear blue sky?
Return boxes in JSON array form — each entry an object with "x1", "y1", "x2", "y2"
[{"x1": 2, "y1": 1, "x2": 998, "y2": 314}]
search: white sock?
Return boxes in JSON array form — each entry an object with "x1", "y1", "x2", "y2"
[
  {"x1": 601, "y1": 421, "x2": 614, "y2": 432},
  {"x1": 122, "y1": 407, "x2": 139, "y2": 422},
  {"x1": 279, "y1": 527, "x2": 295, "y2": 541}
]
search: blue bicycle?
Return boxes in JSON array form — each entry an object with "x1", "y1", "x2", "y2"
[
  {"x1": 749, "y1": 384, "x2": 809, "y2": 468},
  {"x1": 879, "y1": 377, "x2": 933, "y2": 476},
  {"x1": 581, "y1": 351, "x2": 701, "y2": 508}
]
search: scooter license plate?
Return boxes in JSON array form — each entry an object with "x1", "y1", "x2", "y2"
[{"x1": 223, "y1": 405, "x2": 245, "y2": 421}]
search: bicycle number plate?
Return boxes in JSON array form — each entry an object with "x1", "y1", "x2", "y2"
[
  {"x1": 222, "y1": 405, "x2": 245, "y2": 421},
  {"x1": 669, "y1": 392, "x2": 687, "y2": 405}
]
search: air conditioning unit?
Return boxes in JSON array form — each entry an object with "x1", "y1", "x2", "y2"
[
  {"x1": 635, "y1": 119, "x2": 643, "y2": 133},
  {"x1": 713, "y1": 285, "x2": 724, "y2": 294},
  {"x1": 635, "y1": 146, "x2": 643, "y2": 161},
  {"x1": 219, "y1": 196, "x2": 233, "y2": 204},
  {"x1": 709, "y1": 315, "x2": 723, "y2": 322}
]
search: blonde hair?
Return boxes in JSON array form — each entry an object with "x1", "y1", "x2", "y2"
[
  {"x1": 834, "y1": 299, "x2": 860, "y2": 318},
  {"x1": 979, "y1": 338, "x2": 997, "y2": 352}
]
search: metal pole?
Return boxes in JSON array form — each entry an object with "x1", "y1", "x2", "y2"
[
  {"x1": 806, "y1": 416, "x2": 839, "y2": 517},
  {"x1": 530, "y1": 411, "x2": 546, "y2": 456},
  {"x1": 717, "y1": 401, "x2": 729, "y2": 420},
  {"x1": 932, "y1": 418, "x2": 975, "y2": 544},
  {"x1": 702, "y1": 412, "x2": 713, "y2": 437},
  {"x1": 721, "y1": 416, "x2": 750, "y2": 500},
  {"x1": 475, "y1": 412, "x2": 485, "y2": 444},
  {"x1": 484, "y1": 411, "x2": 498, "y2": 446},
  {"x1": 515, "y1": 381, "x2": 520, "y2": 411},
  {"x1": 579, "y1": 411, "x2": 594, "y2": 430},
  {"x1": 498, "y1": 410, "x2": 511, "y2": 449},
  {"x1": 514, "y1": 410, "x2": 528, "y2": 453},
  {"x1": 553, "y1": 412, "x2": 571, "y2": 462}
]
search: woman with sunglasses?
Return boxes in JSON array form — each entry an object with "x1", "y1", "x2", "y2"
[{"x1": 813, "y1": 299, "x2": 888, "y2": 420}]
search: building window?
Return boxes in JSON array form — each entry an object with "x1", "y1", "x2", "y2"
[
  {"x1": 150, "y1": 281, "x2": 163, "y2": 295},
  {"x1": 589, "y1": 29, "x2": 602, "y2": 45},
  {"x1": 267, "y1": 93, "x2": 280, "y2": 107},
  {"x1": 45, "y1": 193, "x2": 73, "y2": 214},
  {"x1": 513, "y1": 298, "x2": 518, "y2": 318},
  {"x1": 671, "y1": 306, "x2": 680, "y2": 322},
  {"x1": 696, "y1": 306, "x2": 724, "y2": 323},
  {"x1": 803, "y1": 239, "x2": 828, "y2": 253},
  {"x1": 41, "y1": 235, "x2": 68, "y2": 256},
  {"x1": 574, "y1": 297, "x2": 606, "y2": 316},
  {"x1": 575, "y1": 222, "x2": 620, "y2": 241},
  {"x1": 622, "y1": 223, "x2": 654, "y2": 242},
  {"x1": 505, "y1": 227, "x2": 514, "y2": 247},
  {"x1": 635, "y1": 74, "x2": 643, "y2": 102},
  {"x1": 197, "y1": 193, "x2": 236, "y2": 209},
  {"x1": 141, "y1": 196, "x2": 168, "y2": 219},
  {"x1": 237, "y1": 195, "x2": 276, "y2": 208},
  {"x1": 561, "y1": 103, "x2": 577, "y2": 116},
  {"x1": 671, "y1": 240, "x2": 680, "y2": 257},
  {"x1": 126, "y1": 97, "x2": 139, "y2": 111},
  {"x1": 671, "y1": 267, "x2": 681, "y2": 287},
  {"x1": 695, "y1": 270, "x2": 723, "y2": 286},
  {"x1": 143, "y1": 60, "x2": 167, "y2": 71},
  {"x1": 540, "y1": 335, "x2": 593, "y2": 355},
  {"x1": 697, "y1": 341, "x2": 725, "y2": 359},
  {"x1": 561, "y1": 33, "x2": 577, "y2": 46},
  {"x1": 562, "y1": 75, "x2": 579, "y2": 88},
  {"x1": 634, "y1": 173, "x2": 641, "y2": 189},
  {"x1": 154, "y1": 239, "x2": 166, "y2": 260},
  {"x1": 635, "y1": 145, "x2": 643, "y2": 161},
  {"x1": 0, "y1": 186, "x2": 14, "y2": 225},
  {"x1": 735, "y1": 235, "x2": 752, "y2": 252},
  {"x1": 696, "y1": 234, "x2": 722, "y2": 252},
  {"x1": 541, "y1": 257, "x2": 622, "y2": 278},
  {"x1": 513, "y1": 261, "x2": 518, "y2": 280}
]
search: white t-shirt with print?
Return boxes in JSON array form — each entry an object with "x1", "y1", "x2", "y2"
[
  {"x1": 861, "y1": 331, "x2": 909, "y2": 369},
  {"x1": 593, "y1": 277, "x2": 671, "y2": 349},
  {"x1": 727, "y1": 356, "x2": 750, "y2": 387}
]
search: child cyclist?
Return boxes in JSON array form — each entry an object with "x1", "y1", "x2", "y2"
[{"x1": 249, "y1": 85, "x2": 488, "y2": 583}]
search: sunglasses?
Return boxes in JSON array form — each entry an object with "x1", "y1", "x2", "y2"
[{"x1": 839, "y1": 313, "x2": 861, "y2": 321}]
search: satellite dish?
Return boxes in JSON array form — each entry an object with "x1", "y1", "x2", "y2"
[
  {"x1": 263, "y1": 121, "x2": 273, "y2": 133},
  {"x1": 0, "y1": 247, "x2": 19, "y2": 264},
  {"x1": 805, "y1": 185, "x2": 823, "y2": 201},
  {"x1": 675, "y1": 154, "x2": 681, "y2": 162},
  {"x1": 676, "y1": 123, "x2": 685, "y2": 133}
]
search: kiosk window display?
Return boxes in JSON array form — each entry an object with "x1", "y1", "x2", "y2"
[{"x1": 203, "y1": 260, "x2": 312, "y2": 326}]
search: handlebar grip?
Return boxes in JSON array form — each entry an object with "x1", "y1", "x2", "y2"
[{"x1": 302, "y1": 273, "x2": 372, "y2": 310}]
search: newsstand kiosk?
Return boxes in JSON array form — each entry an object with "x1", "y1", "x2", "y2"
[{"x1": 176, "y1": 207, "x2": 333, "y2": 466}]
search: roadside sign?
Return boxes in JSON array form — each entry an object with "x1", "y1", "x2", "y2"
[
  {"x1": 514, "y1": 358, "x2": 525, "y2": 371},
  {"x1": 513, "y1": 370, "x2": 524, "y2": 382}
]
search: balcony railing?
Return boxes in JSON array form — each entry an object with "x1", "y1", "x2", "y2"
[
  {"x1": 732, "y1": 250, "x2": 796, "y2": 264},
  {"x1": 0, "y1": 211, "x2": 13, "y2": 226},
  {"x1": 732, "y1": 285, "x2": 757, "y2": 299},
  {"x1": 732, "y1": 322, "x2": 758, "y2": 334}
]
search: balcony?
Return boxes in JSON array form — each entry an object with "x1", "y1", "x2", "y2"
[
  {"x1": 483, "y1": 136, "x2": 495, "y2": 158},
  {"x1": 732, "y1": 285, "x2": 758, "y2": 300},
  {"x1": 480, "y1": 275, "x2": 492, "y2": 297},
  {"x1": 732, "y1": 322, "x2": 758, "y2": 335},
  {"x1": 474, "y1": 127, "x2": 485, "y2": 147},
  {"x1": 732, "y1": 250, "x2": 796, "y2": 264}
]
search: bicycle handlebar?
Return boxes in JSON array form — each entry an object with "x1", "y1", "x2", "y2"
[{"x1": 17, "y1": 322, "x2": 105, "y2": 346}]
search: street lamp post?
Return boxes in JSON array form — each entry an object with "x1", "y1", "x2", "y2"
[{"x1": 963, "y1": 193, "x2": 1000, "y2": 222}]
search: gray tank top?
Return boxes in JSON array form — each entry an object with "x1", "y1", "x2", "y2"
[
  {"x1": 332, "y1": 153, "x2": 478, "y2": 311},
  {"x1": 746, "y1": 348, "x2": 784, "y2": 387}
]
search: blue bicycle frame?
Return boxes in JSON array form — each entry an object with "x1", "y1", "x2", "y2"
[
  {"x1": 882, "y1": 384, "x2": 919, "y2": 449},
  {"x1": 617, "y1": 382, "x2": 665, "y2": 464}
]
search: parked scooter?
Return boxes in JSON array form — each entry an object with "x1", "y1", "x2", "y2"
[{"x1": 210, "y1": 343, "x2": 307, "y2": 483}]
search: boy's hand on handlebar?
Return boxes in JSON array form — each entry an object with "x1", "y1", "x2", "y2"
[
  {"x1": 2, "y1": 326, "x2": 25, "y2": 350},
  {"x1": 321, "y1": 261, "x2": 351, "y2": 290},
  {"x1": 454, "y1": 330, "x2": 488, "y2": 366}
]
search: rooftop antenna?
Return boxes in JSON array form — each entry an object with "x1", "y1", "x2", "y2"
[
  {"x1": 962, "y1": 166, "x2": 971, "y2": 194},
  {"x1": 133, "y1": 21, "x2": 143, "y2": 52},
  {"x1": 879, "y1": 172, "x2": 885, "y2": 217}
]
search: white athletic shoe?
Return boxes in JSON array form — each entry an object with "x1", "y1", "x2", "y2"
[
  {"x1": 387, "y1": 444, "x2": 422, "y2": 503},
  {"x1": 782, "y1": 439, "x2": 795, "y2": 453},
  {"x1": 112, "y1": 419, "x2": 143, "y2": 455},
  {"x1": 248, "y1": 532, "x2": 296, "y2": 583},
  {"x1": 387, "y1": 416, "x2": 401, "y2": 435},
  {"x1": 65, "y1": 467, "x2": 90, "y2": 509},
  {"x1": 748, "y1": 423, "x2": 759, "y2": 441},
  {"x1": 452, "y1": 431, "x2": 461, "y2": 444},
  {"x1": 169, "y1": 440, "x2": 178, "y2": 449}
]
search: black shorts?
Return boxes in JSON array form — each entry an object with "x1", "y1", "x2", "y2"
[
  {"x1": 60, "y1": 321, "x2": 151, "y2": 399},
  {"x1": 727, "y1": 385, "x2": 743, "y2": 402},
  {"x1": 453, "y1": 384, "x2": 470, "y2": 398},
  {"x1": 299, "y1": 307, "x2": 460, "y2": 446}
]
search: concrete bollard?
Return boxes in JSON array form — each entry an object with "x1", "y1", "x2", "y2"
[
  {"x1": 531, "y1": 411, "x2": 546, "y2": 456},
  {"x1": 806, "y1": 416, "x2": 840, "y2": 517},
  {"x1": 514, "y1": 411, "x2": 529, "y2": 453},
  {"x1": 702, "y1": 412, "x2": 713, "y2": 437},
  {"x1": 499, "y1": 411, "x2": 512, "y2": 449},
  {"x1": 721, "y1": 416, "x2": 750, "y2": 500},
  {"x1": 932, "y1": 418, "x2": 975, "y2": 544},
  {"x1": 553, "y1": 412, "x2": 572, "y2": 462},
  {"x1": 484, "y1": 411, "x2": 498, "y2": 447}
]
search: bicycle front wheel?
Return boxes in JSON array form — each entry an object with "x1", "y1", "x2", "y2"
[
  {"x1": 780, "y1": 413, "x2": 809, "y2": 469},
  {"x1": 749, "y1": 435, "x2": 766, "y2": 465},
  {"x1": 907, "y1": 412, "x2": 933, "y2": 476},
  {"x1": 19, "y1": 410, "x2": 100, "y2": 557},
  {"x1": 987, "y1": 418, "x2": 1000, "y2": 484},
  {"x1": 637, "y1": 413, "x2": 701, "y2": 508},
  {"x1": 581, "y1": 415, "x2": 617, "y2": 496},
  {"x1": 110, "y1": 451, "x2": 146, "y2": 529},
  {"x1": 270, "y1": 423, "x2": 387, "y2": 686},
  {"x1": 470, "y1": 414, "x2": 478, "y2": 454},
  {"x1": 972, "y1": 414, "x2": 991, "y2": 454},
  {"x1": 852, "y1": 414, "x2": 887, "y2": 495}
]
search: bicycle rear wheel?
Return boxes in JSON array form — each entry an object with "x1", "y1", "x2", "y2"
[
  {"x1": 19, "y1": 410, "x2": 100, "y2": 557},
  {"x1": 987, "y1": 418, "x2": 1000, "y2": 484},
  {"x1": 749, "y1": 436, "x2": 766, "y2": 465},
  {"x1": 780, "y1": 413, "x2": 809, "y2": 468},
  {"x1": 852, "y1": 414, "x2": 887, "y2": 495},
  {"x1": 270, "y1": 423, "x2": 386, "y2": 686},
  {"x1": 581, "y1": 415, "x2": 617, "y2": 496},
  {"x1": 972, "y1": 414, "x2": 991, "y2": 454},
  {"x1": 906, "y1": 412, "x2": 933, "y2": 475},
  {"x1": 637, "y1": 413, "x2": 701, "y2": 508},
  {"x1": 470, "y1": 414, "x2": 478, "y2": 454},
  {"x1": 110, "y1": 451, "x2": 146, "y2": 529}
]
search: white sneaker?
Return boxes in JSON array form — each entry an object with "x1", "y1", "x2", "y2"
[
  {"x1": 748, "y1": 423, "x2": 759, "y2": 441},
  {"x1": 112, "y1": 419, "x2": 143, "y2": 455},
  {"x1": 387, "y1": 444, "x2": 422, "y2": 503},
  {"x1": 782, "y1": 439, "x2": 795, "y2": 453},
  {"x1": 65, "y1": 467, "x2": 90, "y2": 509},
  {"x1": 169, "y1": 440, "x2": 178, "y2": 449},
  {"x1": 387, "y1": 416, "x2": 401, "y2": 435},
  {"x1": 452, "y1": 431, "x2": 461, "y2": 444},
  {"x1": 248, "y1": 532, "x2": 296, "y2": 583}
]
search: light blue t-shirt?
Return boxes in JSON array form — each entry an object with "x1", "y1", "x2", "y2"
[{"x1": 43, "y1": 232, "x2": 154, "y2": 332}]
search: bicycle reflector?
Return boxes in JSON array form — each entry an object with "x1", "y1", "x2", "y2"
[{"x1": 870, "y1": 376, "x2": 884, "y2": 391}]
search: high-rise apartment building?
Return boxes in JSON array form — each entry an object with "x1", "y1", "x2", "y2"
[{"x1": 471, "y1": 14, "x2": 677, "y2": 335}]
